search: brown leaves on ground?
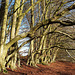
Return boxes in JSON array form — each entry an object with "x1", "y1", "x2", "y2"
[{"x1": 0, "y1": 61, "x2": 75, "y2": 75}]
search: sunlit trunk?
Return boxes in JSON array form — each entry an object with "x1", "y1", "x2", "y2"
[{"x1": 0, "y1": 0, "x2": 9, "y2": 71}]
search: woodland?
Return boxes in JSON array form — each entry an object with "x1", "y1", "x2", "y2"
[{"x1": 0, "y1": 0, "x2": 75, "y2": 74}]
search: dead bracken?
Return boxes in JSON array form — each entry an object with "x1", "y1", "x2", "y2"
[{"x1": 0, "y1": 61, "x2": 75, "y2": 75}]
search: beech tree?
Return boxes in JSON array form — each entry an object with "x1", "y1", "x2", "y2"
[
  {"x1": 27, "y1": 0, "x2": 75, "y2": 66},
  {"x1": 0, "y1": 0, "x2": 75, "y2": 72}
]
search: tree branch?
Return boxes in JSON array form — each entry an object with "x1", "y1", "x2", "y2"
[{"x1": 6, "y1": 18, "x2": 75, "y2": 49}]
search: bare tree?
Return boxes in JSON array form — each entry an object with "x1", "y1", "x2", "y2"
[{"x1": 0, "y1": 0, "x2": 75, "y2": 72}]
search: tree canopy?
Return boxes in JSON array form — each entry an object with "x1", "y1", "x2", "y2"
[{"x1": 0, "y1": 0, "x2": 75, "y2": 72}]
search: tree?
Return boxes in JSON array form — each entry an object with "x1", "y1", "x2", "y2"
[
  {"x1": 0, "y1": 0, "x2": 75, "y2": 72},
  {"x1": 27, "y1": 0, "x2": 75, "y2": 66}
]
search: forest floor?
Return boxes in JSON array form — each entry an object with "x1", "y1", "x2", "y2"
[{"x1": 0, "y1": 58, "x2": 75, "y2": 75}]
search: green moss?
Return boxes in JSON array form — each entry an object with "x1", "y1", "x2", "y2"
[{"x1": 3, "y1": 69, "x2": 8, "y2": 74}]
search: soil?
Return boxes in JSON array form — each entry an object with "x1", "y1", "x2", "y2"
[{"x1": 0, "y1": 61, "x2": 75, "y2": 75}]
